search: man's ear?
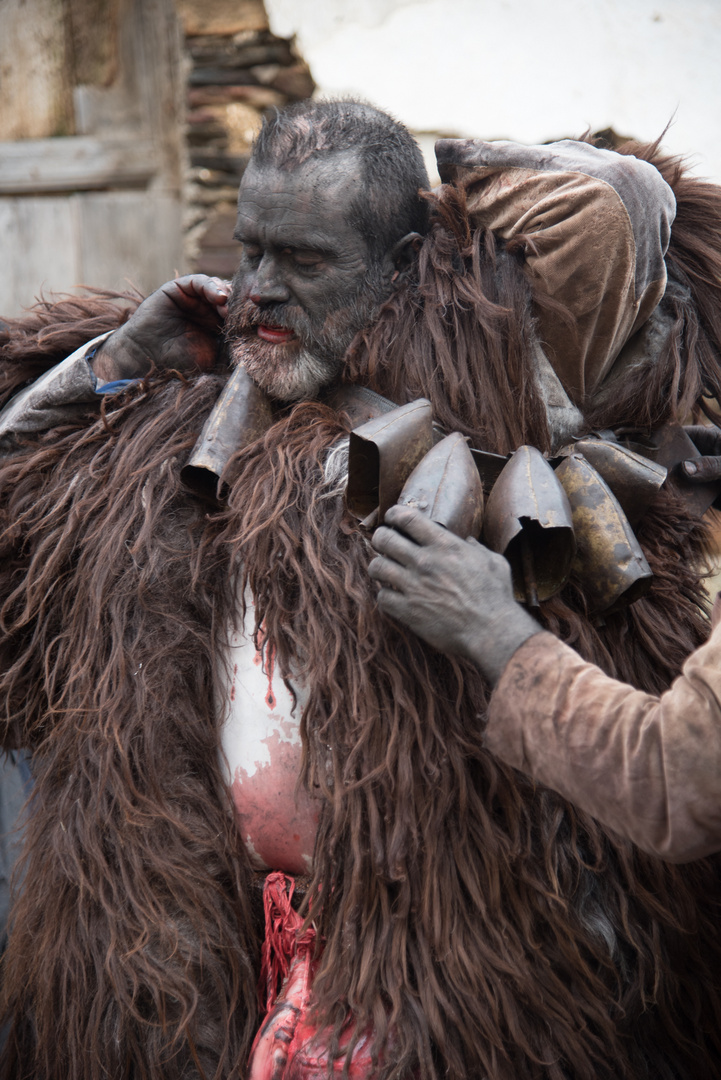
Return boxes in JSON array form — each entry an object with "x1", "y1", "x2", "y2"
[{"x1": 384, "y1": 232, "x2": 423, "y2": 287}]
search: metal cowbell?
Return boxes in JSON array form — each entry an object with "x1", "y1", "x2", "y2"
[
  {"x1": 623, "y1": 422, "x2": 721, "y2": 518},
  {"x1": 322, "y1": 384, "x2": 398, "y2": 428},
  {"x1": 181, "y1": 365, "x2": 274, "y2": 503},
  {"x1": 347, "y1": 399, "x2": 433, "y2": 525},
  {"x1": 563, "y1": 437, "x2": 666, "y2": 528},
  {"x1": 483, "y1": 445, "x2": 575, "y2": 606},
  {"x1": 555, "y1": 454, "x2": 653, "y2": 614},
  {"x1": 397, "y1": 432, "x2": 484, "y2": 539}
]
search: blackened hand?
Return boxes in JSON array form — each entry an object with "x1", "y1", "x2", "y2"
[
  {"x1": 369, "y1": 505, "x2": 542, "y2": 686},
  {"x1": 91, "y1": 275, "x2": 231, "y2": 383},
  {"x1": 681, "y1": 424, "x2": 721, "y2": 482}
]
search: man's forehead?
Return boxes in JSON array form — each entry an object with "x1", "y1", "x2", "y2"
[
  {"x1": 235, "y1": 152, "x2": 365, "y2": 245},
  {"x1": 241, "y1": 149, "x2": 362, "y2": 196}
]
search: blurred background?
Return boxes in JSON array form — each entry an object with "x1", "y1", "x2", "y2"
[{"x1": 0, "y1": 0, "x2": 719, "y2": 316}]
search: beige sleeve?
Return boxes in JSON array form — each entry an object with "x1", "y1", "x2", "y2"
[
  {"x1": 435, "y1": 139, "x2": 676, "y2": 406},
  {"x1": 485, "y1": 623, "x2": 721, "y2": 862}
]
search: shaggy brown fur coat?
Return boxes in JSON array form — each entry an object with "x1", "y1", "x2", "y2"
[{"x1": 1, "y1": 142, "x2": 721, "y2": 1080}]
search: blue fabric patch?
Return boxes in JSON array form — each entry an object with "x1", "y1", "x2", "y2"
[
  {"x1": 95, "y1": 379, "x2": 138, "y2": 395},
  {"x1": 9, "y1": 748, "x2": 33, "y2": 790}
]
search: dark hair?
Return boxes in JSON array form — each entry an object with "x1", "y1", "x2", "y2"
[{"x1": 250, "y1": 98, "x2": 431, "y2": 263}]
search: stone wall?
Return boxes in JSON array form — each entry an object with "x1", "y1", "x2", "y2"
[{"x1": 176, "y1": 0, "x2": 314, "y2": 280}]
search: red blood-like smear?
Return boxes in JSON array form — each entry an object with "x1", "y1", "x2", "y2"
[
  {"x1": 252, "y1": 626, "x2": 277, "y2": 709},
  {"x1": 232, "y1": 728, "x2": 319, "y2": 875},
  {"x1": 247, "y1": 874, "x2": 377, "y2": 1079}
]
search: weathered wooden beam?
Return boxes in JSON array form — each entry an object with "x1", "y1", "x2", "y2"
[{"x1": 0, "y1": 136, "x2": 158, "y2": 194}]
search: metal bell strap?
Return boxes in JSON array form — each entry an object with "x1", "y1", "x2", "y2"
[
  {"x1": 553, "y1": 454, "x2": 653, "y2": 614},
  {"x1": 346, "y1": 401, "x2": 485, "y2": 539},
  {"x1": 346, "y1": 402, "x2": 661, "y2": 614},
  {"x1": 558, "y1": 436, "x2": 667, "y2": 528},
  {"x1": 481, "y1": 444, "x2": 656, "y2": 614},
  {"x1": 480, "y1": 438, "x2": 664, "y2": 613}
]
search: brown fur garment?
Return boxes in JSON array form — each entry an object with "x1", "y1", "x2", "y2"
[
  {"x1": 0, "y1": 375, "x2": 260, "y2": 1079},
  {"x1": 1, "y1": 379, "x2": 720, "y2": 1080},
  {"x1": 1, "y1": 141, "x2": 721, "y2": 1080}
]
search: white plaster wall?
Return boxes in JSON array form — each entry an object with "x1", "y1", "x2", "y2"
[{"x1": 265, "y1": 0, "x2": 721, "y2": 186}]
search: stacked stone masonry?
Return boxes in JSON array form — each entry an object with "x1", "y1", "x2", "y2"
[{"x1": 182, "y1": 19, "x2": 315, "y2": 278}]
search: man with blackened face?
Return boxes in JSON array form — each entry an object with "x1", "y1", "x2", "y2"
[
  {"x1": 224, "y1": 152, "x2": 392, "y2": 401},
  {"x1": 222, "y1": 106, "x2": 428, "y2": 402},
  {"x1": 82, "y1": 101, "x2": 430, "y2": 397}
]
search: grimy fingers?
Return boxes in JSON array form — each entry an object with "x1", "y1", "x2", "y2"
[
  {"x1": 204, "y1": 276, "x2": 232, "y2": 305},
  {"x1": 370, "y1": 525, "x2": 420, "y2": 568},
  {"x1": 375, "y1": 585, "x2": 410, "y2": 620},
  {"x1": 368, "y1": 555, "x2": 413, "y2": 592},
  {"x1": 168, "y1": 275, "x2": 231, "y2": 308},
  {"x1": 682, "y1": 455, "x2": 721, "y2": 482},
  {"x1": 382, "y1": 505, "x2": 454, "y2": 548}
]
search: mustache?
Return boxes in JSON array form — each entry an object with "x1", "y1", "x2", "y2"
[{"x1": 224, "y1": 297, "x2": 303, "y2": 341}]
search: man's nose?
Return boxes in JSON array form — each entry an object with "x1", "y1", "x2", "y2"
[{"x1": 248, "y1": 255, "x2": 290, "y2": 306}]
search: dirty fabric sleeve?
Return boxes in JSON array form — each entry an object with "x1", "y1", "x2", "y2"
[
  {"x1": 0, "y1": 332, "x2": 111, "y2": 452},
  {"x1": 485, "y1": 622, "x2": 721, "y2": 862},
  {"x1": 435, "y1": 139, "x2": 676, "y2": 406}
]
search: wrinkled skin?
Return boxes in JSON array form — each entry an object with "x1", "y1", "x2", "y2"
[
  {"x1": 93, "y1": 152, "x2": 419, "y2": 401},
  {"x1": 369, "y1": 505, "x2": 541, "y2": 685},
  {"x1": 225, "y1": 154, "x2": 395, "y2": 401}
]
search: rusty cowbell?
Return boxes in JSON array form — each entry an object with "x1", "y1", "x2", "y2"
[
  {"x1": 561, "y1": 437, "x2": 666, "y2": 528},
  {"x1": 346, "y1": 399, "x2": 433, "y2": 527},
  {"x1": 555, "y1": 453, "x2": 653, "y2": 613},
  {"x1": 397, "y1": 432, "x2": 484, "y2": 538},
  {"x1": 181, "y1": 365, "x2": 274, "y2": 503},
  {"x1": 483, "y1": 445, "x2": 575, "y2": 607}
]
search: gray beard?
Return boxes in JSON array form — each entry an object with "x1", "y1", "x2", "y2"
[
  {"x1": 224, "y1": 268, "x2": 389, "y2": 403},
  {"x1": 226, "y1": 337, "x2": 344, "y2": 403}
]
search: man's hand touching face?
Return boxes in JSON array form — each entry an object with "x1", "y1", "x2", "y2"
[
  {"x1": 91, "y1": 275, "x2": 231, "y2": 384},
  {"x1": 369, "y1": 506, "x2": 542, "y2": 686}
]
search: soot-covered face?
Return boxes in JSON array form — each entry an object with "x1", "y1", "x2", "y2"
[{"x1": 224, "y1": 153, "x2": 390, "y2": 402}]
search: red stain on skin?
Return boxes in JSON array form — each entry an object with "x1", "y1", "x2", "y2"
[
  {"x1": 232, "y1": 729, "x2": 319, "y2": 875},
  {"x1": 264, "y1": 644, "x2": 277, "y2": 710},
  {"x1": 252, "y1": 626, "x2": 264, "y2": 667},
  {"x1": 251, "y1": 623, "x2": 277, "y2": 709}
]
